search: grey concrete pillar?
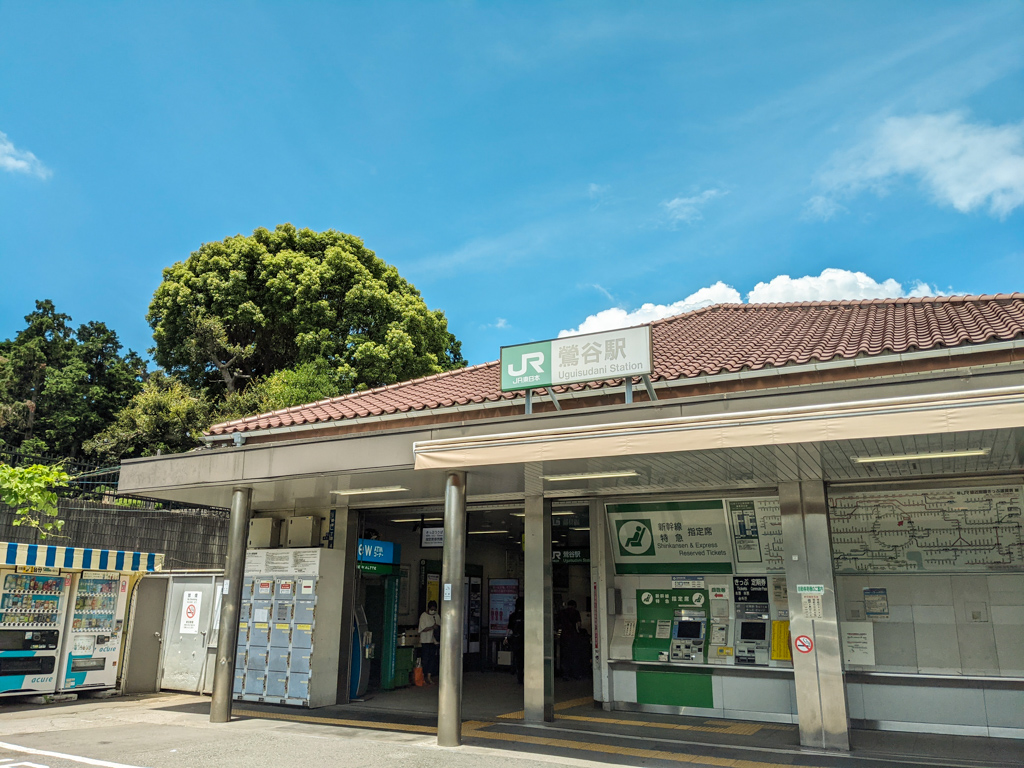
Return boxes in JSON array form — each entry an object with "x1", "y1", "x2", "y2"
[
  {"x1": 333, "y1": 505, "x2": 359, "y2": 705},
  {"x1": 210, "y1": 486, "x2": 252, "y2": 723},
  {"x1": 779, "y1": 480, "x2": 849, "y2": 751},
  {"x1": 523, "y1": 487, "x2": 554, "y2": 722},
  {"x1": 438, "y1": 471, "x2": 467, "y2": 747}
]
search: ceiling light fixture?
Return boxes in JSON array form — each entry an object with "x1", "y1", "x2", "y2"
[
  {"x1": 851, "y1": 449, "x2": 990, "y2": 464},
  {"x1": 331, "y1": 486, "x2": 407, "y2": 496},
  {"x1": 511, "y1": 511, "x2": 580, "y2": 517},
  {"x1": 390, "y1": 516, "x2": 443, "y2": 523},
  {"x1": 571, "y1": 526, "x2": 590, "y2": 531},
  {"x1": 468, "y1": 530, "x2": 509, "y2": 535},
  {"x1": 542, "y1": 470, "x2": 639, "y2": 482}
]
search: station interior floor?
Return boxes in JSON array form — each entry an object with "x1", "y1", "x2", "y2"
[{"x1": 226, "y1": 669, "x2": 1023, "y2": 768}]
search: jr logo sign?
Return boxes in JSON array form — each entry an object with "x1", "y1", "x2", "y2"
[
  {"x1": 500, "y1": 326, "x2": 652, "y2": 392},
  {"x1": 507, "y1": 351, "x2": 545, "y2": 377},
  {"x1": 616, "y1": 519, "x2": 654, "y2": 556}
]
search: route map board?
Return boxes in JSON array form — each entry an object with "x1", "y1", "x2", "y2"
[
  {"x1": 729, "y1": 498, "x2": 784, "y2": 573},
  {"x1": 829, "y1": 486, "x2": 1024, "y2": 574}
]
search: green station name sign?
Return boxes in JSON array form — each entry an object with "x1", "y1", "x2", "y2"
[{"x1": 500, "y1": 326, "x2": 652, "y2": 392}]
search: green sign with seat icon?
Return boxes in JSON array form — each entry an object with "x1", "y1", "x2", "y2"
[{"x1": 616, "y1": 519, "x2": 654, "y2": 556}]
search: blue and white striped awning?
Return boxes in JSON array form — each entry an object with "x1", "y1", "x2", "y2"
[{"x1": 2, "y1": 542, "x2": 163, "y2": 572}]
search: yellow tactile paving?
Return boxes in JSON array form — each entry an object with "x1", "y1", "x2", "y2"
[
  {"x1": 233, "y1": 708, "x2": 821, "y2": 768},
  {"x1": 555, "y1": 696, "x2": 595, "y2": 711},
  {"x1": 461, "y1": 723, "x2": 821, "y2": 768},
  {"x1": 497, "y1": 695, "x2": 595, "y2": 720},
  {"x1": 232, "y1": 708, "x2": 437, "y2": 734},
  {"x1": 556, "y1": 714, "x2": 765, "y2": 736}
]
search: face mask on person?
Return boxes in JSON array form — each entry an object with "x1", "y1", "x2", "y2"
[{"x1": 428, "y1": 608, "x2": 437, "y2": 615}]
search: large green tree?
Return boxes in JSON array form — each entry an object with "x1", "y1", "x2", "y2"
[
  {"x1": 0, "y1": 301, "x2": 145, "y2": 457},
  {"x1": 83, "y1": 373, "x2": 212, "y2": 462},
  {"x1": 147, "y1": 224, "x2": 464, "y2": 395}
]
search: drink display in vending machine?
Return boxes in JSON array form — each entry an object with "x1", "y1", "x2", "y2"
[
  {"x1": 0, "y1": 568, "x2": 71, "y2": 697},
  {"x1": 57, "y1": 571, "x2": 130, "y2": 692}
]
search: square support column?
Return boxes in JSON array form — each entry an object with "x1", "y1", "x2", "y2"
[
  {"x1": 333, "y1": 505, "x2": 359, "y2": 705},
  {"x1": 524, "y1": 489, "x2": 554, "y2": 722},
  {"x1": 438, "y1": 471, "x2": 467, "y2": 747},
  {"x1": 779, "y1": 480, "x2": 849, "y2": 751}
]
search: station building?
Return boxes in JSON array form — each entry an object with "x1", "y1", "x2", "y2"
[{"x1": 118, "y1": 294, "x2": 1024, "y2": 749}]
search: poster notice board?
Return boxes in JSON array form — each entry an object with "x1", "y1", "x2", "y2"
[{"x1": 488, "y1": 579, "x2": 519, "y2": 634}]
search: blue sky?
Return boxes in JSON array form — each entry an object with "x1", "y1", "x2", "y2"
[{"x1": 1, "y1": 1, "x2": 1022, "y2": 365}]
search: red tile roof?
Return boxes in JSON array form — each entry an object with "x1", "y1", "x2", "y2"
[{"x1": 207, "y1": 294, "x2": 1024, "y2": 436}]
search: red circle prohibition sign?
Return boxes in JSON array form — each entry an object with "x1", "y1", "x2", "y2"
[
  {"x1": 794, "y1": 634, "x2": 813, "y2": 654},
  {"x1": 185, "y1": 604, "x2": 196, "y2": 619}
]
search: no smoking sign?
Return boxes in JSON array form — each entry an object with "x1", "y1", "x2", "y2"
[{"x1": 794, "y1": 634, "x2": 814, "y2": 654}]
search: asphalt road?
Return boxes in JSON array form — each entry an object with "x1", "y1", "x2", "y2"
[{"x1": 0, "y1": 694, "x2": 631, "y2": 768}]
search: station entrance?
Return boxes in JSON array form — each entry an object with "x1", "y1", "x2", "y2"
[{"x1": 343, "y1": 502, "x2": 593, "y2": 719}]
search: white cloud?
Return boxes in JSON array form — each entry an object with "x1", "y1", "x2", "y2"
[
  {"x1": 747, "y1": 268, "x2": 905, "y2": 303},
  {"x1": 818, "y1": 112, "x2": 1024, "y2": 218},
  {"x1": 802, "y1": 195, "x2": 846, "y2": 222},
  {"x1": 558, "y1": 282, "x2": 741, "y2": 336},
  {"x1": 588, "y1": 182, "x2": 610, "y2": 199},
  {"x1": 560, "y1": 269, "x2": 953, "y2": 336},
  {"x1": 0, "y1": 131, "x2": 51, "y2": 179},
  {"x1": 662, "y1": 188, "x2": 725, "y2": 224}
]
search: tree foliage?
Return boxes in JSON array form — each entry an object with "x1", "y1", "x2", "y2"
[
  {"x1": 83, "y1": 373, "x2": 212, "y2": 463},
  {"x1": 0, "y1": 301, "x2": 146, "y2": 457},
  {"x1": 0, "y1": 461, "x2": 71, "y2": 539},
  {"x1": 147, "y1": 224, "x2": 464, "y2": 396}
]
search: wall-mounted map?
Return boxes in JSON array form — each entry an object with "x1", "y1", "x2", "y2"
[
  {"x1": 728, "y1": 498, "x2": 784, "y2": 573},
  {"x1": 829, "y1": 486, "x2": 1024, "y2": 573}
]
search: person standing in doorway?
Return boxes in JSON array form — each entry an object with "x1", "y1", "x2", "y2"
[
  {"x1": 506, "y1": 598, "x2": 525, "y2": 684},
  {"x1": 558, "y1": 599, "x2": 583, "y2": 680},
  {"x1": 418, "y1": 600, "x2": 440, "y2": 685}
]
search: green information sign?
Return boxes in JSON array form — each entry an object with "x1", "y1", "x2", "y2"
[
  {"x1": 358, "y1": 562, "x2": 396, "y2": 575},
  {"x1": 500, "y1": 326, "x2": 652, "y2": 392},
  {"x1": 606, "y1": 500, "x2": 733, "y2": 574}
]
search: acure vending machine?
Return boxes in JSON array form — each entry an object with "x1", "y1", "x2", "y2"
[
  {"x1": 57, "y1": 571, "x2": 130, "y2": 692},
  {"x1": 0, "y1": 567, "x2": 71, "y2": 697},
  {"x1": 0, "y1": 541, "x2": 164, "y2": 698},
  {"x1": 234, "y1": 547, "x2": 345, "y2": 708}
]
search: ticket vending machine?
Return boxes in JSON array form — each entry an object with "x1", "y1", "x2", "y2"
[
  {"x1": 669, "y1": 609, "x2": 706, "y2": 662},
  {"x1": 0, "y1": 569, "x2": 70, "y2": 697},
  {"x1": 733, "y1": 576, "x2": 771, "y2": 666},
  {"x1": 57, "y1": 571, "x2": 131, "y2": 692}
]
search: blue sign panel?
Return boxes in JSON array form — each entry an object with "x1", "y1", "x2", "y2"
[{"x1": 357, "y1": 539, "x2": 399, "y2": 564}]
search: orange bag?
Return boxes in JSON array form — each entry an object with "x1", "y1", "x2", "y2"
[{"x1": 413, "y1": 665, "x2": 425, "y2": 687}]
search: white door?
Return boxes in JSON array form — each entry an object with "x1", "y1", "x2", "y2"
[{"x1": 159, "y1": 575, "x2": 217, "y2": 692}]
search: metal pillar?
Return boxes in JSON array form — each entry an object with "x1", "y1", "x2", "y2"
[
  {"x1": 523, "y1": 488, "x2": 554, "y2": 722},
  {"x1": 438, "y1": 471, "x2": 467, "y2": 747},
  {"x1": 779, "y1": 480, "x2": 849, "y2": 751},
  {"x1": 589, "y1": 497, "x2": 612, "y2": 706},
  {"x1": 210, "y1": 487, "x2": 252, "y2": 723},
  {"x1": 334, "y1": 505, "x2": 359, "y2": 704}
]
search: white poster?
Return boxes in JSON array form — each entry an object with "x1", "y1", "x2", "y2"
[
  {"x1": 179, "y1": 591, "x2": 202, "y2": 634},
  {"x1": 842, "y1": 622, "x2": 875, "y2": 666}
]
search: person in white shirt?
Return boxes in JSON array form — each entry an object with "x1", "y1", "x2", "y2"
[{"x1": 417, "y1": 600, "x2": 440, "y2": 685}]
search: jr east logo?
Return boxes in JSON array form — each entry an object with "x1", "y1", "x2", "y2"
[{"x1": 616, "y1": 519, "x2": 654, "y2": 556}]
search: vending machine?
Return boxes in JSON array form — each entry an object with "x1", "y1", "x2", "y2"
[
  {"x1": 0, "y1": 568, "x2": 71, "y2": 697},
  {"x1": 234, "y1": 548, "x2": 345, "y2": 708},
  {"x1": 56, "y1": 571, "x2": 131, "y2": 692}
]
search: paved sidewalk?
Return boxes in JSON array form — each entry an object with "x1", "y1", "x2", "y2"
[{"x1": 0, "y1": 692, "x2": 1020, "y2": 768}]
